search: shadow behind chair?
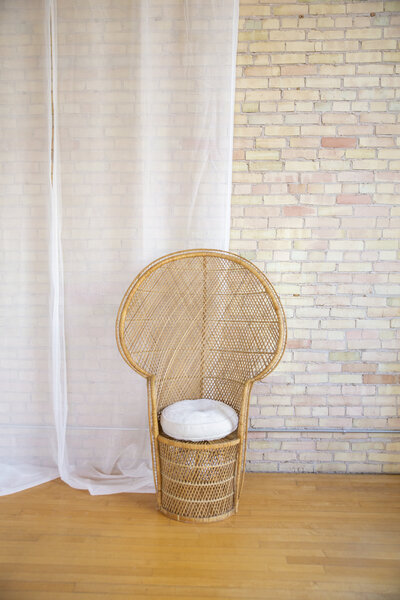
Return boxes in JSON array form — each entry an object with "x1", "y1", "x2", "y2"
[{"x1": 116, "y1": 249, "x2": 286, "y2": 522}]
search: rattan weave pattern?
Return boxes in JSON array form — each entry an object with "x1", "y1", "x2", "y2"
[
  {"x1": 116, "y1": 249, "x2": 286, "y2": 522},
  {"x1": 158, "y1": 435, "x2": 239, "y2": 521}
]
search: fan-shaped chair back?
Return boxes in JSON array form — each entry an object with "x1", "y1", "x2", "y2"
[{"x1": 117, "y1": 249, "x2": 286, "y2": 415}]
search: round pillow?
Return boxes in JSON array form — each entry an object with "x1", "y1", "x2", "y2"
[{"x1": 160, "y1": 399, "x2": 238, "y2": 442}]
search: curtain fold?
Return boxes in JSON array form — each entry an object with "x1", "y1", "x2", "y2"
[{"x1": 0, "y1": 0, "x2": 238, "y2": 496}]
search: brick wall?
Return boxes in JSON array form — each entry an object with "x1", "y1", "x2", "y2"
[
  {"x1": 1, "y1": 0, "x2": 399, "y2": 477},
  {"x1": 231, "y1": 0, "x2": 400, "y2": 473}
]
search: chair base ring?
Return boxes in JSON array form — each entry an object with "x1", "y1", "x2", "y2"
[{"x1": 159, "y1": 506, "x2": 236, "y2": 523}]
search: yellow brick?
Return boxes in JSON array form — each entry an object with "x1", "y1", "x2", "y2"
[
  {"x1": 247, "y1": 114, "x2": 282, "y2": 125},
  {"x1": 329, "y1": 351, "x2": 360, "y2": 361},
  {"x1": 346, "y1": 149, "x2": 376, "y2": 159},
  {"x1": 346, "y1": 52, "x2": 382, "y2": 63},
  {"x1": 387, "y1": 442, "x2": 400, "y2": 451},
  {"x1": 273, "y1": 4, "x2": 309, "y2": 16},
  {"x1": 234, "y1": 126, "x2": 262, "y2": 137},
  {"x1": 346, "y1": 1, "x2": 384, "y2": 12},
  {"x1": 369, "y1": 453, "x2": 400, "y2": 463},
  {"x1": 271, "y1": 53, "x2": 306, "y2": 64},
  {"x1": 310, "y1": 4, "x2": 346, "y2": 14},
  {"x1": 236, "y1": 55, "x2": 253, "y2": 67},
  {"x1": 308, "y1": 30, "x2": 345, "y2": 40},
  {"x1": 245, "y1": 66, "x2": 280, "y2": 76},
  {"x1": 319, "y1": 65, "x2": 355, "y2": 76},
  {"x1": 372, "y1": 101, "x2": 391, "y2": 110},
  {"x1": 265, "y1": 125, "x2": 300, "y2": 136},
  {"x1": 358, "y1": 64, "x2": 394, "y2": 75},
  {"x1": 306, "y1": 77, "x2": 341, "y2": 88},
  {"x1": 348, "y1": 464, "x2": 381, "y2": 473},
  {"x1": 236, "y1": 78, "x2": 269, "y2": 89},
  {"x1": 317, "y1": 441, "x2": 350, "y2": 451},
  {"x1": 256, "y1": 138, "x2": 286, "y2": 148},
  {"x1": 261, "y1": 18, "x2": 280, "y2": 30},
  {"x1": 309, "y1": 53, "x2": 344, "y2": 64},
  {"x1": 343, "y1": 77, "x2": 380, "y2": 87},
  {"x1": 235, "y1": 114, "x2": 247, "y2": 125},
  {"x1": 385, "y1": 1, "x2": 400, "y2": 10},
  {"x1": 323, "y1": 113, "x2": 356, "y2": 124},
  {"x1": 362, "y1": 40, "x2": 397, "y2": 50},
  {"x1": 353, "y1": 17, "x2": 374, "y2": 28},
  {"x1": 277, "y1": 228, "x2": 311, "y2": 239},
  {"x1": 246, "y1": 90, "x2": 281, "y2": 101},
  {"x1": 383, "y1": 51, "x2": 400, "y2": 61},
  {"x1": 331, "y1": 100, "x2": 352, "y2": 111},
  {"x1": 245, "y1": 150, "x2": 280, "y2": 160},
  {"x1": 238, "y1": 31, "x2": 270, "y2": 42},
  {"x1": 242, "y1": 102, "x2": 259, "y2": 113},
  {"x1": 239, "y1": 4, "x2": 271, "y2": 16},
  {"x1": 352, "y1": 159, "x2": 388, "y2": 170},
  {"x1": 301, "y1": 125, "x2": 336, "y2": 136},
  {"x1": 347, "y1": 28, "x2": 382, "y2": 39},
  {"x1": 323, "y1": 41, "x2": 359, "y2": 51},
  {"x1": 249, "y1": 42, "x2": 285, "y2": 52},
  {"x1": 378, "y1": 149, "x2": 400, "y2": 158},
  {"x1": 322, "y1": 90, "x2": 357, "y2": 101},
  {"x1": 381, "y1": 362, "x2": 400, "y2": 372},
  {"x1": 260, "y1": 102, "x2": 277, "y2": 112},
  {"x1": 285, "y1": 160, "x2": 318, "y2": 171},
  {"x1": 284, "y1": 90, "x2": 319, "y2": 101},
  {"x1": 249, "y1": 161, "x2": 283, "y2": 171},
  {"x1": 384, "y1": 26, "x2": 400, "y2": 37},
  {"x1": 232, "y1": 161, "x2": 248, "y2": 172},
  {"x1": 231, "y1": 195, "x2": 260, "y2": 205},
  {"x1": 317, "y1": 17, "x2": 335, "y2": 28},
  {"x1": 330, "y1": 374, "x2": 363, "y2": 383},
  {"x1": 321, "y1": 159, "x2": 353, "y2": 170},
  {"x1": 284, "y1": 16, "x2": 317, "y2": 28},
  {"x1": 238, "y1": 31, "x2": 257, "y2": 42},
  {"x1": 352, "y1": 442, "x2": 384, "y2": 451},
  {"x1": 383, "y1": 464, "x2": 400, "y2": 474},
  {"x1": 295, "y1": 101, "x2": 314, "y2": 112},
  {"x1": 335, "y1": 452, "x2": 367, "y2": 462},
  {"x1": 286, "y1": 41, "x2": 316, "y2": 52},
  {"x1": 232, "y1": 173, "x2": 262, "y2": 183},
  {"x1": 253, "y1": 57, "x2": 279, "y2": 71},
  {"x1": 270, "y1": 30, "x2": 306, "y2": 41},
  {"x1": 269, "y1": 77, "x2": 305, "y2": 89},
  {"x1": 335, "y1": 17, "x2": 353, "y2": 28}
]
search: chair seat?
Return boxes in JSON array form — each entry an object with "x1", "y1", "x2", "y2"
[{"x1": 160, "y1": 399, "x2": 238, "y2": 442}]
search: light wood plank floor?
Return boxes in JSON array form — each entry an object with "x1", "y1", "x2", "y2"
[{"x1": 0, "y1": 474, "x2": 399, "y2": 599}]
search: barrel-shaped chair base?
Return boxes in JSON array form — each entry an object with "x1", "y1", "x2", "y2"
[{"x1": 157, "y1": 434, "x2": 241, "y2": 522}]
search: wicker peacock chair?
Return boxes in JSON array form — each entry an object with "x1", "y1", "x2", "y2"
[{"x1": 116, "y1": 249, "x2": 286, "y2": 522}]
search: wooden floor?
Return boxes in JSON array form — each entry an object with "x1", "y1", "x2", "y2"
[{"x1": 0, "y1": 474, "x2": 399, "y2": 599}]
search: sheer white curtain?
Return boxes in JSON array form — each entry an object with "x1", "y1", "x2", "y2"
[{"x1": 0, "y1": 0, "x2": 238, "y2": 495}]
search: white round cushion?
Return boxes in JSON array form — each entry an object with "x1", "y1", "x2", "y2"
[{"x1": 160, "y1": 399, "x2": 238, "y2": 442}]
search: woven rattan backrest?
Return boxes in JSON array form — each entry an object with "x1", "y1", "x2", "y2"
[{"x1": 117, "y1": 250, "x2": 286, "y2": 413}]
